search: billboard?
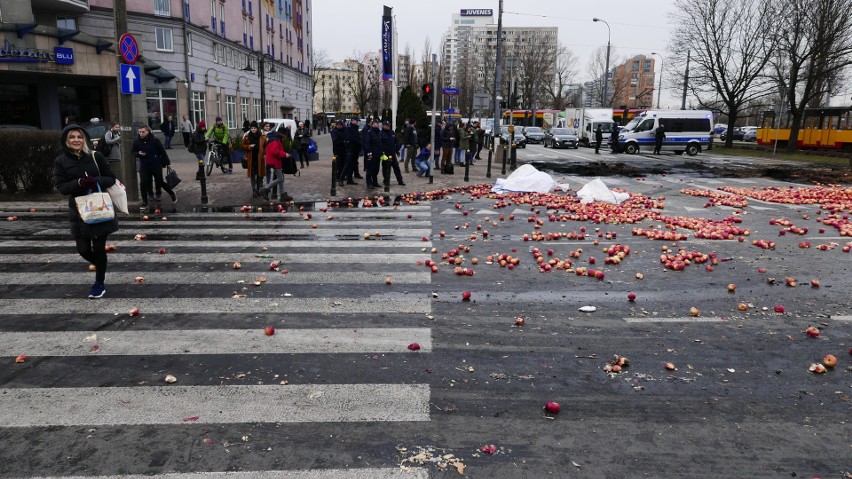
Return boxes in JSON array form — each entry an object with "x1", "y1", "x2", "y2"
[{"x1": 381, "y1": 14, "x2": 393, "y2": 80}]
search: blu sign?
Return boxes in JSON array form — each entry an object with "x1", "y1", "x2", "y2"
[
  {"x1": 460, "y1": 9, "x2": 493, "y2": 16},
  {"x1": 54, "y1": 47, "x2": 74, "y2": 65}
]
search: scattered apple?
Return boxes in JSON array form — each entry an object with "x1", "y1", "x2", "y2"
[
  {"x1": 264, "y1": 326, "x2": 275, "y2": 336},
  {"x1": 461, "y1": 291, "x2": 472, "y2": 301},
  {"x1": 822, "y1": 354, "x2": 837, "y2": 367},
  {"x1": 158, "y1": 248, "x2": 166, "y2": 254},
  {"x1": 773, "y1": 304, "x2": 785, "y2": 314},
  {"x1": 385, "y1": 276, "x2": 392, "y2": 285},
  {"x1": 232, "y1": 261, "x2": 241, "y2": 270},
  {"x1": 808, "y1": 363, "x2": 827, "y2": 374},
  {"x1": 15, "y1": 355, "x2": 27, "y2": 363},
  {"x1": 689, "y1": 306, "x2": 701, "y2": 317},
  {"x1": 627, "y1": 292, "x2": 636, "y2": 302},
  {"x1": 727, "y1": 283, "x2": 736, "y2": 292},
  {"x1": 129, "y1": 307, "x2": 140, "y2": 317},
  {"x1": 543, "y1": 401, "x2": 560, "y2": 414},
  {"x1": 134, "y1": 276, "x2": 145, "y2": 283},
  {"x1": 407, "y1": 342, "x2": 421, "y2": 351},
  {"x1": 805, "y1": 326, "x2": 821, "y2": 338},
  {"x1": 88, "y1": 264, "x2": 97, "y2": 271},
  {"x1": 810, "y1": 279, "x2": 820, "y2": 288},
  {"x1": 665, "y1": 362, "x2": 676, "y2": 371}
]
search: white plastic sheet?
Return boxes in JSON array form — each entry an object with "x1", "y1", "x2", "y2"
[
  {"x1": 491, "y1": 164, "x2": 569, "y2": 194},
  {"x1": 576, "y1": 178, "x2": 630, "y2": 205}
]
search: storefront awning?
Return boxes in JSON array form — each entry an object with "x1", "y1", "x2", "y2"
[{"x1": 140, "y1": 56, "x2": 177, "y2": 83}]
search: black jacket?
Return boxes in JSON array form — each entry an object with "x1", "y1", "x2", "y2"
[
  {"x1": 344, "y1": 124, "x2": 362, "y2": 154},
  {"x1": 331, "y1": 127, "x2": 347, "y2": 158},
  {"x1": 440, "y1": 125, "x2": 454, "y2": 146},
  {"x1": 53, "y1": 125, "x2": 119, "y2": 238},
  {"x1": 434, "y1": 125, "x2": 443, "y2": 149},
  {"x1": 364, "y1": 127, "x2": 383, "y2": 158},
  {"x1": 595, "y1": 127, "x2": 603, "y2": 143},
  {"x1": 132, "y1": 133, "x2": 170, "y2": 169},
  {"x1": 162, "y1": 120, "x2": 175, "y2": 137},
  {"x1": 191, "y1": 128, "x2": 208, "y2": 152},
  {"x1": 380, "y1": 128, "x2": 399, "y2": 157}
]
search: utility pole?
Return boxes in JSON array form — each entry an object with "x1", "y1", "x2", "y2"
[
  {"x1": 429, "y1": 53, "x2": 437, "y2": 183},
  {"x1": 681, "y1": 50, "x2": 690, "y2": 110},
  {"x1": 491, "y1": 0, "x2": 504, "y2": 144},
  {"x1": 114, "y1": 0, "x2": 139, "y2": 201}
]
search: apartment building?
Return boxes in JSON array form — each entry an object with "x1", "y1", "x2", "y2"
[{"x1": 0, "y1": 0, "x2": 313, "y2": 132}]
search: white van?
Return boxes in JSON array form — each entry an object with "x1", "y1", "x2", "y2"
[
  {"x1": 263, "y1": 118, "x2": 297, "y2": 139},
  {"x1": 618, "y1": 110, "x2": 713, "y2": 156}
]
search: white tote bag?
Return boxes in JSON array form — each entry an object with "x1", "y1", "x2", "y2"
[
  {"x1": 75, "y1": 183, "x2": 115, "y2": 224},
  {"x1": 108, "y1": 180, "x2": 128, "y2": 214}
]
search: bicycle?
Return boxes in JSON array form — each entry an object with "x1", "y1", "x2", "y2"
[{"x1": 205, "y1": 141, "x2": 229, "y2": 176}]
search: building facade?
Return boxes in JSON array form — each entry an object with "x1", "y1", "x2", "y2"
[
  {"x1": 0, "y1": 0, "x2": 313, "y2": 132},
  {"x1": 313, "y1": 65, "x2": 359, "y2": 117},
  {"x1": 610, "y1": 54, "x2": 656, "y2": 109},
  {"x1": 442, "y1": 9, "x2": 493, "y2": 90}
]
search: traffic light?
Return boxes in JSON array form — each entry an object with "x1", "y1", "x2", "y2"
[
  {"x1": 421, "y1": 83, "x2": 433, "y2": 105},
  {"x1": 509, "y1": 92, "x2": 518, "y2": 109}
]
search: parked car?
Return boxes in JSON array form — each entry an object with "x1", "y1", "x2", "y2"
[
  {"x1": 543, "y1": 128, "x2": 579, "y2": 149},
  {"x1": 499, "y1": 126, "x2": 526, "y2": 148},
  {"x1": 522, "y1": 126, "x2": 545, "y2": 144},
  {"x1": 742, "y1": 129, "x2": 757, "y2": 142},
  {"x1": 720, "y1": 127, "x2": 744, "y2": 141}
]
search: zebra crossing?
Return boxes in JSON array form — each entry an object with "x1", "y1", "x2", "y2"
[{"x1": 0, "y1": 205, "x2": 434, "y2": 478}]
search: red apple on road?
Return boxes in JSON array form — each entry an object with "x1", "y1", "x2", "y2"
[
  {"x1": 543, "y1": 401, "x2": 560, "y2": 414},
  {"x1": 264, "y1": 326, "x2": 275, "y2": 336},
  {"x1": 129, "y1": 308, "x2": 140, "y2": 317},
  {"x1": 15, "y1": 355, "x2": 27, "y2": 363},
  {"x1": 822, "y1": 354, "x2": 837, "y2": 367},
  {"x1": 627, "y1": 292, "x2": 636, "y2": 302},
  {"x1": 461, "y1": 291, "x2": 472, "y2": 301},
  {"x1": 805, "y1": 326, "x2": 820, "y2": 338}
]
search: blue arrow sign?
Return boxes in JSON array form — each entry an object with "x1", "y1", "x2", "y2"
[{"x1": 120, "y1": 64, "x2": 141, "y2": 95}]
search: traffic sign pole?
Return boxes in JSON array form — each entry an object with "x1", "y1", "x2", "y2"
[{"x1": 114, "y1": 0, "x2": 139, "y2": 202}]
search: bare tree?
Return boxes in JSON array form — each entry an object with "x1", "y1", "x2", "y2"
[
  {"x1": 587, "y1": 47, "x2": 626, "y2": 108},
  {"x1": 768, "y1": 0, "x2": 852, "y2": 152},
  {"x1": 668, "y1": 0, "x2": 776, "y2": 147},
  {"x1": 344, "y1": 53, "x2": 381, "y2": 117},
  {"x1": 516, "y1": 33, "x2": 557, "y2": 120},
  {"x1": 311, "y1": 49, "x2": 330, "y2": 108},
  {"x1": 546, "y1": 45, "x2": 578, "y2": 110}
]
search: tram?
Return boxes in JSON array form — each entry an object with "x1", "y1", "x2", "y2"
[{"x1": 756, "y1": 106, "x2": 852, "y2": 151}]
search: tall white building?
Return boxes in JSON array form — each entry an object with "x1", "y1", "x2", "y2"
[
  {"x1": 442, "y1": 9, "x2": 557, "y2": 111},
  {"x1": 442, "y1": 9, "x2": 495, "y2": 88}
]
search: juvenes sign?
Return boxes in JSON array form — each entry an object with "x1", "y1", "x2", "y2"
[{"x1": 460, "y1": 9, "x2": 493, "y2": 16}]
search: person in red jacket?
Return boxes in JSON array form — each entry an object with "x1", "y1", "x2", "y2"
[{"x1": 260, "y1": 131, "x2": 293, "y2": 201}]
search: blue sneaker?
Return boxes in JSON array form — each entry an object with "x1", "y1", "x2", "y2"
[{"x1": 88, "y1": 282, "x2": 106, "y2": 299}]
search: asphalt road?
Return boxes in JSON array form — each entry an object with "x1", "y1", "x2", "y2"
[{"x1": 0, "y1": 145, "x2": 850, "y2": 478}]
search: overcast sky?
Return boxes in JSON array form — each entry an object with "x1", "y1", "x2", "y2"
[{"x1": 313, "y1": 0, "x2": 685, "y2": 106}]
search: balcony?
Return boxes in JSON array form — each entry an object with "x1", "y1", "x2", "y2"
[{"x1": 32, "y1": 0, "x2": 88, "y2": 14}]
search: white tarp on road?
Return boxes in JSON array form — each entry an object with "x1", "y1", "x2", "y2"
[
  {"x1": 491, "y1": 164, "x2": 569, "y2": 194},
  {"x1": 576, "y1": 178, "x2": 630, "y2": 204}
]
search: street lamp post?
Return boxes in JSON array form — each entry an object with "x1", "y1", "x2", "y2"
[
  {"x1": 651, "y1": 52, "x2": 663, "y2": 109},
  {"x1": 242, "y1": 54, "x2": 275, "y2": 121},
  {"x1": 593, "y1": 18, "x2": 611, "y2": 108}
]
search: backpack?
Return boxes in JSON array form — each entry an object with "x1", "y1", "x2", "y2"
[{"x1": 96, "y1": 135, "x2": 113, "y2": 156}]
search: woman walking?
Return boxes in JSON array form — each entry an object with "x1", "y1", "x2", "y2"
[
  {"x1": 190, "y1": 121, "x2": 208, "y2": 165},
  {"x1": 53, "y1": 124, "x2": 119, "y2": 299},
  {"x1": 132, "y1": 125, "x2": 177, "y2": 207},
  {"x1": 260, "y1": 130, "x2": 293, "y2": 202},
  {"x1": 180, "y1": 115, "x2": 193, "y2": 147},
  {"x1": 241, "y1": 121, "x2": 267, "y2": 197},
  {"x1": 162, "y1": 115, "x2": 175, "y2": 149},
  {"x1": 295, "y1": 122, "x2": 311, "y2": 168}
]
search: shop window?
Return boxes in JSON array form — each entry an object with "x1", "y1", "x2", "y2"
[
  {"x1": 155, "y1": 27, "x2": 174, "y2": 52},
  {"x1": 225, "y1": 95, "x2": 237, "y2": 129},
  {"x1": 240, "y1": 97, "x2": 250, "y2": 121},
  {"x1": 146, "y1": 89, "x2": 177, "y2": 131},
  {"x1": 0, "y1": 84, "x2": 39, "y2": 127},
  {"x1": 192, "y1": 91, "x2": 207, "y2": 125},
  {"x1": 253, "y1": 99, "x2": 261, "y2": 122}
]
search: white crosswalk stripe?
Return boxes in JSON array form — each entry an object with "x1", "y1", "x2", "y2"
[{"x1": 0, "y1": 207, "x2": 434, "y2": 476}]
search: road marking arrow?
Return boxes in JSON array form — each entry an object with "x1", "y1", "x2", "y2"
[{"x1": 125, "y1": 67, "x2": 136, "y2": 93}]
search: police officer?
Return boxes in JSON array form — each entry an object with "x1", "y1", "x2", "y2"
[
  {"x1": 340, "y1": 118, "x2": 361, "y2": 186},
  {"x1": 381, "y1": 120, "x2": 405, "y2": 187},
  {"x1": 654, "y1": 123, "x2": 666, "y2": 154},
  {"x1": 594, "y1": 124, "x2": 603, "y2": 154},
  {"x1": 610, "y1": 125, "x2": 620, "y2": 154},
  {"x1": 363, "y1": 119, "x2": 383, "y2": 189},
  {"x1": 331, "y1": 120, "x2": 352, "y2": 186}
]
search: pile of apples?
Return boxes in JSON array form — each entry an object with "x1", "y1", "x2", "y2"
[
  {"x1": 680, "y1": 188, "x2": 749, "y2": 208},
  {"x1": 603, "y1": 355, "x2": 630, "y2": 374},
  {"x1": 659, "y1": 248, "x2": 712, "y2": 271}
]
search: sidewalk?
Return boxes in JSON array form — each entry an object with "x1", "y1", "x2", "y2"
[{"x1": 0, "y1": 132, "x2": 518, "y2": 212}]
